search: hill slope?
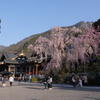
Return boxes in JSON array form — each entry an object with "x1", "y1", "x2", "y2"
[
  {"x1": 3, "y1": 21, "x2": 93, "y2": 53},
  {"x1": 0, "y1": 45, "x2": 7, "y2": 51}
]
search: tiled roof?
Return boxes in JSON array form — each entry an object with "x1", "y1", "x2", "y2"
[{"x1": 0, "y1": 51, "x2": 41, "y2": 64}]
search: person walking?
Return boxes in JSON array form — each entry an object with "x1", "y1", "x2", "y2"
[
  {"x1": 77, "y1": 77, "x2": 82, "y2": 87},
  {"x1": 2, "y1": 76, "x2": 6, "y2": 87},
  {"x1": 9, "y1": 75, "x2": 14, "y2": 86}
]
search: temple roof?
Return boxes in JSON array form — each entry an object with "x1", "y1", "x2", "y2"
[
  {"x1": 0, "y1": 51, "x2": 17, "y2": 60},
  {"x1": 0, "y1": 51, "x2": 41, "y2": 65}
]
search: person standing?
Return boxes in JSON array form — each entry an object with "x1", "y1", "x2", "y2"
[
  {"x1": 50, "y1": 76, "x2": 53, "y2": 89},
  {"x1": 9, "y1": 75, "x2": 14, "y2": 86},
  {"x1": 47, "y1": 77, "x2": 51, "y2": 90},
  {"x1": 47, "y1": 76, "x2": 53, "y2": 90},
  {"x1": 74, "y1": 74, "x2": 79, "y2": 87},
  {"x1": 43, "y1": 75, "x2": 48, "y2": 90},
  {"x1": 77, "y1": 77, "x2": 82, "y2": 87},
  {"x1": 43, "y1": 77, "x2": 47, "y2": 90},
  {"x1": 24, "y1": 76, "x2": 27, "y2": 82},
  {"x1": 72, "y1": 75, "x2": 76, "y2": 87},
  {"x1": 83, "y1": 75, "x2": 88, "y2": 86}
]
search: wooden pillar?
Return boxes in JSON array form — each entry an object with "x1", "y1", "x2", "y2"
[
  {"x1": 36, "y1": 64, "x2": 39, "y2": 75},
  {"x1": 8, "y1": 67, "x2": 10, "y2": 72}
]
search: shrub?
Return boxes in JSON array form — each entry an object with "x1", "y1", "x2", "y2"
[
  {"x1": 65, "y1": 76, "x2": 72, "y2": 84},
  {"x1": 31, "y1": 77, "x2": 38, "y2": 82},
  {"x1": 88, "y1": 78, "x2": 96, "y2": 86}
]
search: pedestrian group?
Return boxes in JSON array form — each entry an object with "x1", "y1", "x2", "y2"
[
  {"x1": 1, "y1": 73, "x2": 100, "y2": 89},
  {"x1": 43, "y1": 75, "x2": 53, "y2": 90},
  {"x1": 71, "y1": 74, "x2": 88, "y2": 87}
]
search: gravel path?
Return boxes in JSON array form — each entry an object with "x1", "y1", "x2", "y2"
[{"x1": 0, "y1": 81, "x2": 100, "y2": 100}]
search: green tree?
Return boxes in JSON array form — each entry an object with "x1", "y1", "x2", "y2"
[
  {"x1": 87, "y1": 56, "x2": 100, "y2": 75},
  {"x1": 92, "y1": 19, "x2": 100, "y2": 31}
]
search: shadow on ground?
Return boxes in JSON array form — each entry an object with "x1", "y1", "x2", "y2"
[
  {"x1": 15, "y1": 82, "x2": 100, "y2": 93},
  {"x1": 55, "y1": 86, "x2": 100, "y2": 93}
]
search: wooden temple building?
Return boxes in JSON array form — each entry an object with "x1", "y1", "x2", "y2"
[{"x1": 0, "y1": 51, "x2": 51, "y2": 77}]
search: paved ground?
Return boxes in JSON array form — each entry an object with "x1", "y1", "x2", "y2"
[{"x1": 0, "y1": 81, "x2": 100, "y2": 100}]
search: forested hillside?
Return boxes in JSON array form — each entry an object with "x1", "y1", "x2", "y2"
[{"x1": 3, "y1": 30, "x2": 51, "y2": 53}]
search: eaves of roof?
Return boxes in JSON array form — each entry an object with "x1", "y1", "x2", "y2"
[
  {"x1": 3, "y1": 51, "x2": 18, "y2": 59},
  {"x1": 4, "y1": 59, "x2": 26, "y2": 64},
  {"x1": 4, "y1": 57, "x2": 41, "y2": 64}
]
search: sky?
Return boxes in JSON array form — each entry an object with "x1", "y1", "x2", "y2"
[{"x1": 0, "y1": 0, "x2": 100, "y2": 46}]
